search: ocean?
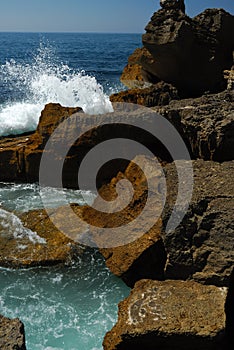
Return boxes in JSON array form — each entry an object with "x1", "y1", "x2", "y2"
[
  {"x1": 0, "y1": 32, "x2": 141, "y2": 136},
  {"x1": 0, "y1": 32, "x2": 142, "y2": 350}
]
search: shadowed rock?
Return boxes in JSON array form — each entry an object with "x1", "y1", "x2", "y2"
[{"x1": 0, "y1": 315, "x2": 26, "y2": 350}]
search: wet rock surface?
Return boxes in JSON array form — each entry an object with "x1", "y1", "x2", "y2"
[
  {"x1": 0, "y1": 206, "x2": 83, "y2": 268},
  {"x1": 103, "y1": 279, "x2": 227, "y2": 350},
  {"x1": 0, "y1": 315, "x2": 26, "y2": 350}
]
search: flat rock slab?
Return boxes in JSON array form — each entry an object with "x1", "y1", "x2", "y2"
[
  {"x1": 104, "y1": 279, "x2": 227, "y2": 350},
  {"x1": 0, "y1": 315, "x2": 26, "y2": 350}
]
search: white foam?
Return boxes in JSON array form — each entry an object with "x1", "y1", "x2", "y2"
[
  {"x1": 0, "y1": 208, "x2": 46, "y2": 244},
  {"x1": 0, "y1": 42, "x2": 113, "y2": 136}
]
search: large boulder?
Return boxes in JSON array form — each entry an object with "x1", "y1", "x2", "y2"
[
  {"x1": 0, "y1": 315, "x2": 26, "y2": 350},
  {"x1": 103, "y1": 279, "x2": 227, "y2": 350},
  {"x1": 155, "y1": 89, "x2": 234, "y2": 161},
  {"x1": 162, "y1": 160, "x2": 234, "y2": 286},
  {"x1": 225, "y1": 267, "x2": 234, "y2": 348},
  {"x1": 142, "y1": 4, "x2": 234, "y2": 96},
  {"x1": 89, "y1": 158, "x2": 234, "y2": 287}
]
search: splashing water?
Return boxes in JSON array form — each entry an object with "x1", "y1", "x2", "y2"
[
  {"x1": 0, "y1": 42, "x2": 113, "y2": 136},
  {"x1": 0, "y1": 208, "x2": 46, "y2": 244}
]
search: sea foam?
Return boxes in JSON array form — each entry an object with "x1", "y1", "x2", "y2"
[
  {"x1": 0, "y1": 208, "x2": 46, "y2": 244},
  {"x1": 0, "y1": 42, "x2": 113, "y2": 137}
]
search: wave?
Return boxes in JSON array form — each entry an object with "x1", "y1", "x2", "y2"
[{"x1": 0, "y1": 42, "x2": 113, "y2": 137}]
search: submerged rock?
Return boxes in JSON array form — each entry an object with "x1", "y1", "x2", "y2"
[
  {"x1": 103, "y1": 279, "x2": 226, "y2": 350},
  {"x1": 0, "y1": 315, "x2": 26, "y2": 350}
]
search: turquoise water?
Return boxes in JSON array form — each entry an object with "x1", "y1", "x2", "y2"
[
  {"x1": 0, "y1": 251, "x2": 130, "y2": 350},
  {"x1": 0, "y1": 183, "x2": 130, "y2": 349}
]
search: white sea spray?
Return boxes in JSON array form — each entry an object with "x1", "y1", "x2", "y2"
[{"x1": 0, "y1": 42, "x2": 113, "y2": 136}]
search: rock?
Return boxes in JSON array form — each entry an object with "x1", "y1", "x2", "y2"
[
  {"x1": 0, "y1": 315, "x2": 26, "y2": 350},
  {"x1": 0, "y1": 103, "x2": 81, "y2": 184},
  {"x1": 160, "y1": 0, "x2": 185, "y2": 13},
  {"x1": 225, "y1": 267, "x2": 234, "y2": 347},
  {"x1": 0, "y1": 90, "x2": 233, "y2": 186},
  {"x1": 110, "y1": 82, "x2": 179, "y2": 107},
  {"x1": 224, "y1": 64, "x2": 234, "y2": 90},
  {"x1": 82, "y1": 155, "x2": 167, "y2": 287},
  {"x1": 142, "y1": 6, "x2": 234, "y2": 96},
  {"x1": 103, "y1": 279, "x2": 227, "y2": 350},
  {"x1": 0, "y1": 206, "x2": 82, "y2": 268},
  {"x1": 120, "y1": 47, "x2": 159, "y2": 88},
  {"x1": 155, "y1": 89, "x2": 234, "y2": 162},
  {"x1": 162, "y1": 160, "x2": 234, "y2": 286},
  {"x1": 90, "y1": 158, "x2": 234, "y2": 287}
]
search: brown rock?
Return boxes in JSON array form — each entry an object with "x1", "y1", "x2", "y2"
[
  {"x1": 0, "y1": 206, "x2": 82, "y2": 268},
  {"x1": 154, "y1": 89, "x2": 234, "y2": 162},
  {"x1": 120, "y1": 47, "x2": 158, "y2": 88},
  {"x1": 103, "y1": 279, "x2": 227, "y2": 350},
  {"x1": 90, "y1": 158, "x2": 234, "y2": 287},
  {"x1": 161, "y1": 160, "x2": 234, "y2": 286},
  {"x1": 225, "y1": 267, "x2": 234, "y2": 347},
  {"x1": 110, "y1": 82, "x2": 179, "y2": 107},
  {"x1": 82, "y1": 155, "x2": 167, "y2": 287},
  {"x1": 142, "y1": 7, "x2": 234, "y2": 96},
  {"x1": 0, "y1": 315, "x2": 26, "y2": 350}
]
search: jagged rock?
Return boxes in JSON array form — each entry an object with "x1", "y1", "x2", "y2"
[
  {"x1": 160, "y1": 0, "x2": 185, "y2": 13},
  {"x1": 162, "y1": 159, "x2": 234, "y2": 286},
  {"x1": 0, "y1": 206, "x2": 82, "y2": 268},
  {"x1": 120, "y1": 47, "x2": 158, "y2": 88},
  {"x1": 0, "y1": 315, "x2": 26, "y2": 350},
  {"x1": 224, "y1": 64, "x2": 234, "y2": 90},
  {"x1": 110, "y1": 82, "x2": 179, "y2": 107},
  {"x1": 90, "y1": 157, "x2": 234, "y2": 287},
  {"x1": 82, "y1": 156, "x2": 167, "y2": 287},
  {"x1": 103, "y1": 279, "x2": 227, "y2": 350},
  {"x1": 142, "y1": 6, "x2": 234, "y2": 96},
  {"x1": 155, "y1": 90, "x2": 234, "y2": 162}
]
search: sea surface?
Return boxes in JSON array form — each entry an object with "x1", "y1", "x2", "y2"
[{"x1": 0, "y1": 32, "x2": 141, "y2": 349}]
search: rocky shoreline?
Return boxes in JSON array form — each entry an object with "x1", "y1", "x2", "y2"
[{"x1": 0, "y1": 1, "x2": 233, "y2": 349}]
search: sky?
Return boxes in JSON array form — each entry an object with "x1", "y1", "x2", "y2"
[{"x1": 0, "y1": 0, "x2": 233, "y2": 33}]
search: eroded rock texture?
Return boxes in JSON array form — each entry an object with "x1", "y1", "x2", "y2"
[
  {"x1": 0, "y1": 315, "x2": 26, "y2": 350},
  {"x1": 103, "y1": 279, "x2": 227, "y2": 350}
]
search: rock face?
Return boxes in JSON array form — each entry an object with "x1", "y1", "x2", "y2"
[
  {"x1": 225, "y1": 267, "x2": 234, "y2": 347},
  {"x1": 155, "y1": 90, "x2": 234, "y2": 162},
  {"x1": 0, "y1": 103, "x2": 81, "y2": 184},
  {"x1": 110, "y1": 82, "x2": 179, "y2": 107},
  {"x1": 0, "y1": 206, "x2": 82, "y2": 268},
  {"x1": 0, "y1": 90, "x2": 233, "y2": 188},
  {"x1": 141, "y1": 5, "x2": 234, "y2": 97},
  {"x1": 163, "y1": 160, "x2": 234, "y2": 286},
  {"x1": 120, "y1": 47, "x2": 159, "y2": 88},
  {"x1": 82, "y1": 156, "x2": 167, "y2": 287},
  {"x1": 103, "y1": 279, "x2": 227, "y2": 350},
  {"x1": 0, "y1": 315, "x2": 26, "y2": 350},
  {"x1": 91, "y1": 158, "x2": 234, "y2": 288}
]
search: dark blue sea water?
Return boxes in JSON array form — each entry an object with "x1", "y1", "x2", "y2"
[
  {"x1": 0, "y1": 32, "x2": 141, "y2": 136},
  {"x1": 0, "y1": 33, "x2": 141, "y2": 350}
]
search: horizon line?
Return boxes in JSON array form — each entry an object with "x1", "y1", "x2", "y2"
[{"x1": 0, "y1": 30, "x2": 143, "y2": 34}]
